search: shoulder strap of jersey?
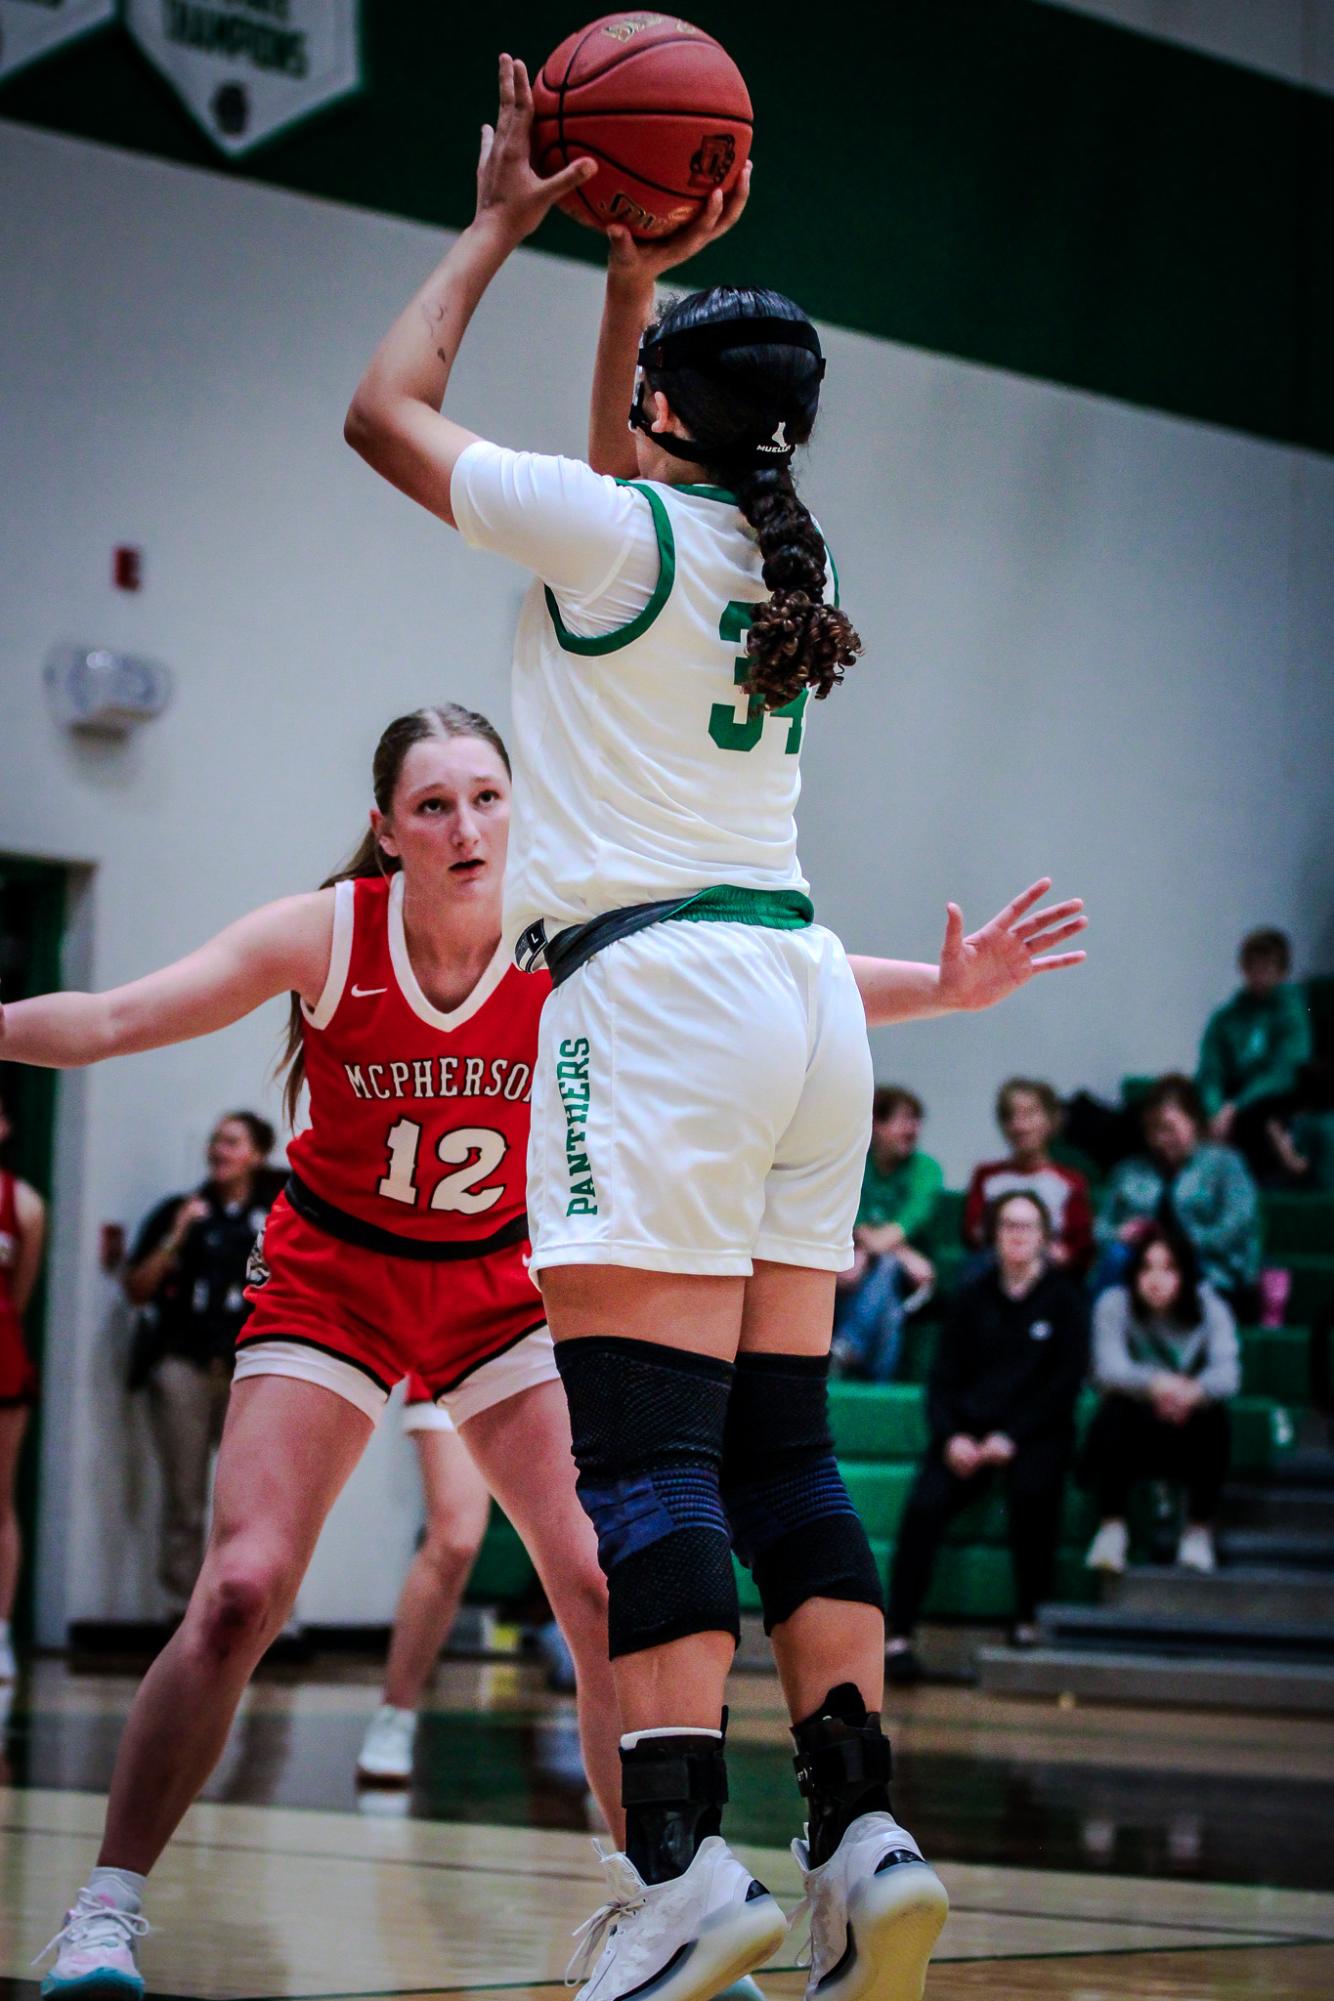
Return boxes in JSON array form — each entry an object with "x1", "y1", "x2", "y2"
[
  {"x1": 543, "y1": 480, "x2": 676, "y2": 658},
  {"x1": 302, "y1": 877, "x2": 357, "y2": 1031}
]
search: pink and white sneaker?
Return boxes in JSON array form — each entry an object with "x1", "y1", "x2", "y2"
[
  {"x1": 37, "y1": 1886, "x2": 150, "y2": 2001},
  {"x1": 792, "y1": 1811, "x2": 947, "y2": 2001}
]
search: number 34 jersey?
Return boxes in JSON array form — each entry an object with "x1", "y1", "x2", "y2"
[
  {"x1": 495, "y1": 469, "x2": 834, "y2": 950},
  {"x1": 286, "y1": 873, "x2": 549, "y2": 1250}
]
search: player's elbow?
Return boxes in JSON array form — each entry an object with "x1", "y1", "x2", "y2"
[{"x1": 343, "y1": 392, "x2": 382, "y2": 463}]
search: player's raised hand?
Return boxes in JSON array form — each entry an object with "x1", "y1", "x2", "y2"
[
  {"x1": 605, "y1": 161, "x2": 753, "y2": 287},
  {"x1": 936, "y1": 878, "x2": 1087, "y2": 1014},
  {"x1": 474, "y1": 53, "x2": 595, "y2": 243}
]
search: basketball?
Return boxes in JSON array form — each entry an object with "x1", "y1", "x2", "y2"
[{"x1": 531, "y1": 13, "x2": 752, "y2": 239}]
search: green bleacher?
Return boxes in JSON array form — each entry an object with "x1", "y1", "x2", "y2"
[{"x1": 466, "y1": 1185, "x2": 1329, "y2": 1623}]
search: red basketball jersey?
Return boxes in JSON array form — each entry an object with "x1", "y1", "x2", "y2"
[
  {"x1": 287, "y1": 874, "x2": 550, "y2": 1248},
  {"x1": 0, "y1": 1170, "x2": 20, "y2": 1312}
]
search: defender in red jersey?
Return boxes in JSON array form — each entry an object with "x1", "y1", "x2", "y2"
[
  {"x1": 7, "y1": 708, "x2": 621, "y2": 2000},
  {"x1": 238, "y1": 868, "x2": 551, "y2": 1418}
]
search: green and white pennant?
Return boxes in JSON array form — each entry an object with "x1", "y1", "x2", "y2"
[{"x1": 124, "y1": 0, "x2": 361, "y2": 157}]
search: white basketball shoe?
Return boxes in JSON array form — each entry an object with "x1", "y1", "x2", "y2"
[
  {"x1": 567, "y1": 1836, "x2": 787, "y2": 2001},
  {"x1": 792, "y1": 1811, "x2": 948, "y2": 2001},
  {"x1": 356, "y1": 1704, "x2": 417, "y2": 1784},
  {"x1": 37, "y1": 1886, "x2": 150, "y2": 2001}
]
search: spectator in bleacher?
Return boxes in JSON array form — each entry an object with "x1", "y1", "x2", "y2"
[
  {"x1": 884, "y1": 1190, "x2": 1089, "y2": 1679},
  {"x1": 832, "y1": 1085, "x2": 940, "y2": 1382},
  {"x1": 962, "y1": 1077, "x2": 1094, "y2": 1275},
  {"x1": 1082, "y1": 1224, "x2": 1239, "y2": 1577},
  {"x1": 1197, "y1": 927, "x2": 1312, "y2": 1185},
  {"x1": 125, "y1": 1113, "x2": 283, "y2": 1613},
  {"x1": 1093, "y1": 1075, "x2": 1261, "y2": 1318}
]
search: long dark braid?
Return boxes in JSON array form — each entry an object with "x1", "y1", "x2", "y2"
[{"x1": 641, "y1": 285, "x2": 862, "y2": 711}]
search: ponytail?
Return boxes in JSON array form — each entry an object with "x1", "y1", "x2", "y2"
[
  {"x1": 637, "y1": 284, "x2": 863, "y2": 712},
  {"x1": 276, "y1": 703, "x2": 510, "y2": 1130},
  {"x1": 733, "y1": 463, "x2": 860, "y2": 710}
]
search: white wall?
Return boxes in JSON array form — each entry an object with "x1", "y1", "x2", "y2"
[
  {"x1": 1036, "y1": 0, "x2": 1334, "y2": 94},
  {"x1": 2, "y1": 124, "x2": 1331, "y2": 1636}
]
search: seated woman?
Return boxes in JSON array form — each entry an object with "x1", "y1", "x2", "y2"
[
  {"x1": 885, "y1": 1190, "x2": 1089, "y2": 1680},
  {"x1": 962, "y1": 1076, "x2": 1094, "y2": 1274},
  {"x1": 832, "y1": 1084, "x2": 941, "y2": 1382},
  {"x1": 1093, "y1": 1074, "x2": 1261, "y2": 1317},
  {"x1": 1083, "y1": 1226, "x2": 1239, "y2": 1576}
]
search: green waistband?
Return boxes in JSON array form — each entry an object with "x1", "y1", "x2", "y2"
[{"x1": 670, "y1": 885, "x2": 815, "y2": 930}]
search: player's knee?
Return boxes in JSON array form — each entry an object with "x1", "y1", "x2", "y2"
[
  {"x1": 196, "y1": 1549, "x2": 294, "y2": 1659},
  {"x1": 722, "y1": 1351, "x2": 882, "y2": 1635},
  {"x1": 421, "y1": 1521, "x2": 485, "y2": 1579},
  {"x1": 556, "y1": 1335, "x2": 739, "y2": 1659}
]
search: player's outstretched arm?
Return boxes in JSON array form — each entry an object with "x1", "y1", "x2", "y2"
[
  {"x1": 346, "y1": 53, "x2": 595, "y2": 525},
  {"x1": 849, "y1": 879, "x2": 1086, "y2": 1029},
  {"x1": 588, "y1": 165, "x2": 751, "y2": 477},
  {"x1": 0, "y1": 892, "x2": 333, "y2": 1070}
]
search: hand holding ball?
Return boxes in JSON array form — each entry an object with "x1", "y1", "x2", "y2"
[{"x1": 531, "y1": 13, "x2": 752, "y2": 239}]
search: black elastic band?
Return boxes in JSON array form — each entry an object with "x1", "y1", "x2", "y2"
[
  {"x1": 285, "y1": 1173, "x2": 528, "y2": 1263},
  {"x1": 638, "y1": 316, "x2": 825, "y2": 377},
  {"x1": 621, "y1": 1743, "x2": 729, "y2": 1810},
  {"x1": 794, "y1": 1730, "x2": 893, "y2": 1802},
  {"x1": 516, "y1": 896, "x2": 696, "y2": 986}
]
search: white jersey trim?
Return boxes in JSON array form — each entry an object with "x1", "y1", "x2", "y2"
[
  {"x1": 301, "y1": 878, "x2": 355, "y2": 1030},
  {"x1": 387, "y1": 872, "x2": 510, "y2": 1033}
]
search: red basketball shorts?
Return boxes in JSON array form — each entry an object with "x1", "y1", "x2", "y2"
[{"x1": 234, "y1": 1193, "x2": 552, "y2": 1426}]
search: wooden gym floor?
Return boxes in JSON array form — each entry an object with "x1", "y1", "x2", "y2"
[{"x1": 1, "y1": 1657, "x2": 1332, "y2": 2000}]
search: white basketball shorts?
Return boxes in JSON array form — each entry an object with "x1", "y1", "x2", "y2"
[{"x1": 527, "y1": 919, "x2": 872, "y2": 1277}]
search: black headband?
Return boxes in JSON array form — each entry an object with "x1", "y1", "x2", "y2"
[
  {"x1": 631, "y1": 315, "x2": 825, "y2": 468},
  {"x1": 637, "y1": 314, "x2": 826, "y2": 380}
]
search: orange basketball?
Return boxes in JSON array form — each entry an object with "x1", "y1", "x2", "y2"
[{"x1": 531, "y1": 13, "x2": 752, "y2": 239}]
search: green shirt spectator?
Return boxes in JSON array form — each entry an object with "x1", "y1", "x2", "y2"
[
  {"x1": 834, "y1": 1085, "x2": 941, "y2": 1385},
  {"x1": 1197, "y1": 983, "x2": 1311, "y2": 1120},
  {"x1": 857, "y1": 1146, "x2": 943, "y2": 1247}
]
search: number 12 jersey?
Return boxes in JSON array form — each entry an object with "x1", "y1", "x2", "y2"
[{"x1": 287, "y1": 872, "x2": 549, "y2": 1250}]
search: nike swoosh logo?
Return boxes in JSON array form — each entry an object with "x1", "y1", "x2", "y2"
[{"x1": 351, "y1": 985, "x2": 387, "y2": 998}]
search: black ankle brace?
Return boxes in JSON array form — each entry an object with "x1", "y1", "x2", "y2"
[
  {"x1": 791, "y1": 1683, "x2": 893, "y2": 1867},
  {"x1": 621, "y1": 1732, "x2": 728, "y2": 1885}
]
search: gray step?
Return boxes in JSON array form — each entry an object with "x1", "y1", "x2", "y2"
[
  {"x1": 1222, "y1": 1484, "x2": 1334, "y2": 1533},
  {"x1": 1038, "y1": 1601, "x2": 1334, "y2": 1658},
  {"x1": 978, "y1": 1644, "x2": 1334, "y2": 1714},
  {"x1": 1103, "y1": 1565, "x2": 1334, "y2": 1627},
  {"x1": 1217, "y1": 1527, "x2": 1334, "y2": 1570}
]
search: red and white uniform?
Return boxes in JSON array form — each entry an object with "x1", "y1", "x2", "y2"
[
  {"x1": 0, "y1": 1170, "x2": 38, "y2": 1407},
  {"x1": 962, "y1": 1157, "x2": 1095, "y2": 1274},
  {"x1": 236, "y1": 872, "x2": 553, "y2": 1426}
]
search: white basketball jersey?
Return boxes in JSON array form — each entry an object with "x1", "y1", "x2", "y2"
[{"x1": 503, "y1": 479, "x2": 836, "y2": 949}]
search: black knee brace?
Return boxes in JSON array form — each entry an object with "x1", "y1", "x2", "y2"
[
  {"x1": 721, "y1": 1351, "x2": 883, "y2": 1633},
  {"x1": 556, "y1": 1336, "x2": 740, "y2": 1659}
]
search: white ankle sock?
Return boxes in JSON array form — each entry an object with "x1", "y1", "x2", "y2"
[{"x1": 87, "y1": 1867, "x2": 147, "y2": 1911}]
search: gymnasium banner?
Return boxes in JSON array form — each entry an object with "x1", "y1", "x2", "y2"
[
  {"x1": 0, "y1": 0, "x2": 114, "y2": 82},
  {"x1": 123, "y1": 0, "x2": 360, "y2": 156}
]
